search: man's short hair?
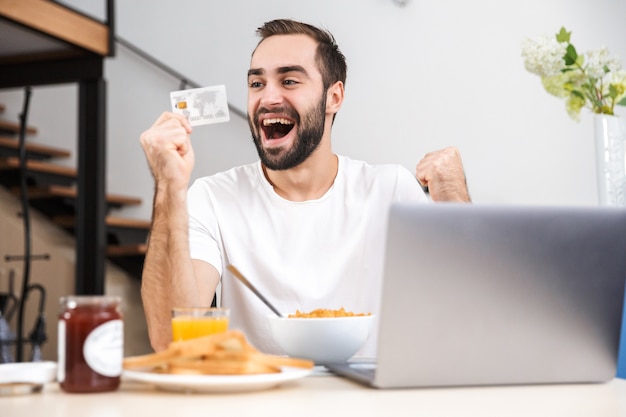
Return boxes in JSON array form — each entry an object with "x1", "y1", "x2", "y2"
[{"x1": 255, "y1": 19, "x2": 347, "y2": 90}]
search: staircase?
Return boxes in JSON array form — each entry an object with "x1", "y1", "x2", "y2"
[{"x1": 0, "y1": 103, "x2": 149, "y2": 279}]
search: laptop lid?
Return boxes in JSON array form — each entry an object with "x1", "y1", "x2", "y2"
[{"x1": 334, "y1": 203, "x2": 626, "y2": 389}]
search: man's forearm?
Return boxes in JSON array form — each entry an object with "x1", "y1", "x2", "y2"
[{"x1": 141, "y1": 187, "x2": 197, "y2": 352}]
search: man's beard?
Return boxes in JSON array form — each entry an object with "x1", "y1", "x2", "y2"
[{"x1": 249, "y1": 93, "x2": 327, "y2": 171}]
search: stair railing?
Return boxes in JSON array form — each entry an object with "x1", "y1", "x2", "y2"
[{"x1": 115, "y1": 36, "x2": 247, "y2": 121}]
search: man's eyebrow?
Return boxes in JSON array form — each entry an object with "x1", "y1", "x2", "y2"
[
  {"x1": 277, "y1": 65, "x2": 308, "y2": 76},
  {"x1": 247, "y1": 66, "x2": 308, "y2": 78}
]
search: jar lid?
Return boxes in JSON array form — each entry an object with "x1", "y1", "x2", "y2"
[{"x1": 59, "y1": 295, "x2": 121, "y2": 309}]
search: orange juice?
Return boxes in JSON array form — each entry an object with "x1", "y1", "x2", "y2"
[
  {"x1": 171, "y1": 307, "x2": 230, "y2": 341},
  {"x1": 171, "y1": 316, "x2": 229, "y2": 341}
]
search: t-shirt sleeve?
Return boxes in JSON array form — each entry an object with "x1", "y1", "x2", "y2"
[
  {"x1": 187, "y1": 179, "x2": 224, "y2": 275},
  {"x1": 394, "y1": 165, "x2": 431, "y2": 203}
]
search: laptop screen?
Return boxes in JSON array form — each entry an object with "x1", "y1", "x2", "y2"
[{"x1": 337, "y1": 203, "x2": 626, "y2": 388}]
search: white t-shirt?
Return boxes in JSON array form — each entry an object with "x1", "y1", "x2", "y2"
[{"x1": 187, "y1": 155, "x2": 429, "y2": 356}]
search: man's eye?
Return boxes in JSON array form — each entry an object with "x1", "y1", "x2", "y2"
[
  {"x1": 283, "y1": 79, "x2": 298, "y2": 86},
  {"x1": 249, "y1": 81, "x2": 263, "y2": 88}
]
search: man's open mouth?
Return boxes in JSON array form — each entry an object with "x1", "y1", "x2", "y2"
[{"x1": 262, "y1": 118, "x2": 295, "y2": 140}]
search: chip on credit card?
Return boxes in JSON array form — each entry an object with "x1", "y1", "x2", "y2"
[{"x1": 170, "y1": 85, "x2": 230, "y2": 126}]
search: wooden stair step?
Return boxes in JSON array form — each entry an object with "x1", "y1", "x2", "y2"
[
  {"x1": 10, "y1": 184, "x2": 142, "y2": 218},
  {"x1": 0, "y1": 156, "x2": 76, "y2": 177},
  {"x1": 107, "y1": 243, "x2": 147, "y2": 257},
  {"x1": 0, "y1": 135, "x2": 71, "y2": 159},
  {"x1": 106, "y1": 216, "x2": 151, "y2": 230},
  {"x1": 0, "y1": 119, "x2": 38, "y2": 135},
  {"x1": 0, "y1": 156, "x2": 76, "y2": 187},
  {"x1": 18, "y1": 184, "x2": 142, "y2": 208},
  {"x1": 106, "y1": 244, "x2": 147, "y2": 277},
  {"x1": 53, "y1": 215, "x2": 150, "y2": 246},
  {"x1": 1, "y1": 0, "x2": 111, "y2": 56},
  {"x1": 53, "y1": 215, "x2": 151, "y2": 230}
]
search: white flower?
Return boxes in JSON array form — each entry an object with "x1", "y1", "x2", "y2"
[
  {"x1": 521, "y1": 34, "x2": 567, "y2": 77},
  {"x1": 585, "y1": 47, "x2": 622, "y2": 79},
  {"x1": 610, "y1": 69, "x2": 626, "y2": 87},
  {"x1": 522, "y1": 27, "x2": 626, "y2": 120}
]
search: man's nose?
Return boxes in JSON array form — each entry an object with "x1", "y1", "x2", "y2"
[{"x1": 259, "y1": 81, "x2": 283, "y2": 107}]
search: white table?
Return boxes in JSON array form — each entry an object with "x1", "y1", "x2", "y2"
[
  {"x1": 0, "y1": 376, "x2": 626, "y2": 417},
  {"x1": 3, "y1": 374, "x2": 626, "y2": 417}
]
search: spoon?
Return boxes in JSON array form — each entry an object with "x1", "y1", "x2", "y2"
[{"x1": 226, "y1": 265, "x2": 285, "y2": 317}]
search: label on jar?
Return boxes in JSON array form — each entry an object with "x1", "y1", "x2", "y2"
[
  {"x1": 83, "y1": 320, "x2": 124, "y2": 377},
  {"x1": 57, "y1": 320, "x2": 66, "y2": 383}
]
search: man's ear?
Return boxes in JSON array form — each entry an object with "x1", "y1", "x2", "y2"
[{"x1": 326, "y1": 81, "x2": 344, "y2": 115}]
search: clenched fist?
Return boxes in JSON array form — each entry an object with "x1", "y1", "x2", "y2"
[{"x1": 415, "y1": 146, "x2": 470, "y2": 202}]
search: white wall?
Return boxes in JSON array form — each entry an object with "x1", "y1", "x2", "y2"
[{"x1": 2, "y1": 0, "x2": 626, "y2": 221}]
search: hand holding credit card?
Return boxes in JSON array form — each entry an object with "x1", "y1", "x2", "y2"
[{"x1": 170, "y1": 85, "x2": 230, "y2": 127}]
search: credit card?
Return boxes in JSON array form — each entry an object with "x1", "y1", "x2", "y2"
[{"x1": 169, "y1": 85, "x2": 230, "y2": 126}]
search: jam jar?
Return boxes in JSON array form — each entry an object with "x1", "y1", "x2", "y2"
[{"x1": 57, "y1": 296, "x2": 124, "y2": 393}]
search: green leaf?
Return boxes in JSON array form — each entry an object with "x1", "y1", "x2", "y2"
[
  {"x1": 618, "y1": 96, "x2": 626, "y2": 107},
  {"x1": 564, "y1": 44, "x2": 578, "y2": 65},
  {"x1": 609, "y1": 84, "x2": 618, "y2": 99},
  {"x1": 556, "y1": 27, "x2": 571, "y2": 43},
  {"x1": 571, "y1": 90, "x2": 585, "y2": 99}
]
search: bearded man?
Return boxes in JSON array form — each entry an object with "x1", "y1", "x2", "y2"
[{"x1": 139, "y1": 19, "x2": 470, "y2": 355}]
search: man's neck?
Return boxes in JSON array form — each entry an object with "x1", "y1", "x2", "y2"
[{"x1": 262, "y1": 148, "x2": 338, "y2": 202}]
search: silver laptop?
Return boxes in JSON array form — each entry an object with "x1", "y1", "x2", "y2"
[{"x1": 326, "y1": 203, "x2": 626, "y2": 388}]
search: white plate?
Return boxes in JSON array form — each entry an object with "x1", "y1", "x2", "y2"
[
  {"x1": 123, "y1": 367, "x2": 312, "y2": 393},
  {"x1": 0, "y1": 361, "x2": 57, "y2": 385}
]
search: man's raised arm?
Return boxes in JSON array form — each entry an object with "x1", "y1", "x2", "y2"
[{"x1": 139, "y1": 112, "x2": 218, "y2": 351}]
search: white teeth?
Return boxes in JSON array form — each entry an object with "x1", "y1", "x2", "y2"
[{"x1": 263, "y1": 118, "x2": 293, "y2": 126}]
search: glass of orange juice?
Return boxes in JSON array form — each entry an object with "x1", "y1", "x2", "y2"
[{"x1": 171, "y1": 307, "x2": 230, "y2": 341}]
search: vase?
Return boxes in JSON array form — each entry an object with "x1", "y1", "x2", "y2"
[{"x1": 593, "y1": 114, "x2": 626, "y2": 206}]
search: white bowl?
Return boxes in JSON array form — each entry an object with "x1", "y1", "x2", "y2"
[{"x1": 267, "y1": 314, "x2": 375, "y2": 364}]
